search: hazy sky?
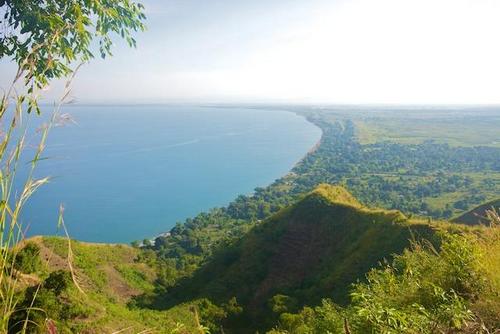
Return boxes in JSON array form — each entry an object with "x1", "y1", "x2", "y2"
[{"x1": 1, "y1": 0, "x2": 500, "y2": 104}]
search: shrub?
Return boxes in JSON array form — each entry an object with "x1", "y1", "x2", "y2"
[
  {"x1": 270, "y1": 232, "x2": 496, "y2": 334},
  {"x1": 12, "y1": 242, "x2": 43, "y2": 274}
]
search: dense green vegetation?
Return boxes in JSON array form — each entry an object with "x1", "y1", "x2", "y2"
[
  {"x1": 139, "y1": 185, "x2": 497, "y2": 333},
  {"x1": 10, "y1": 185, "x2": 498, "y2": 333},
  {"x1": 148, "y1": 186, "x2": 440, "y2": 331},
  {"x1": 269, "y1": 228, "x2": 500, "y2": 334},
  {"x1": 11, "y1": 242, "x2": 43, "y2": 274},
  {"x1": 149, "y1": 111, "x2": 500, "y2": 279}
]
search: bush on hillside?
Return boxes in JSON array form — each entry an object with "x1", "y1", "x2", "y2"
[
  {"x1": 9, "y1": 270, "x2": 91, "y2": 333},
  {"x1": 271, "y1": 233, "x2": 498, "y2": 334},
  {"x1": 12, "y1": 242, "x2": 43, "y2": 274}
]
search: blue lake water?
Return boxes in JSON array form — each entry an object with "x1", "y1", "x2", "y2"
[{"x1": 21, "y1": 105, "x2": 321, "y2": 243}]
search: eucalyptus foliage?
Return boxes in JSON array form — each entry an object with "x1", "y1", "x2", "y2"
[{"x1": 0, "y1": 0, "x2": 146, "y2": 92}]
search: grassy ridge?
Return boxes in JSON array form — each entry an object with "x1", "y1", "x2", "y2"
[{"x1": 155, "y1": 185, "x2": 460, "y2": 332}]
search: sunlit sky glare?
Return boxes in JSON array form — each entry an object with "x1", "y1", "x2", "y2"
[{"x1": 1, "y1": 0, "x2": 500, "y2": 104}]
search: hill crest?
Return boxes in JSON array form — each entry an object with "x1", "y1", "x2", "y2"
[
  {"x1": 453, "y1": 199, "x2": 500, "y2": 225},
  {"x1": 160, "y1": 184, "x2": 438, "y2": 331},
  {"x1": 308, "y1": 184, "x2": 362, "y2": 208}
]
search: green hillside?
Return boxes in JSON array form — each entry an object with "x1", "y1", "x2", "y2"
[
  {"x1": 155, "y1": 185, "x2": 454, "y2": 332},
  {"x1": 8, "y1": 237, "x2": 205, "y2": 333},
  {"x1": 452, "y1": 199, "x2": 500, "y2": 225},
  {"x1": 8, "y1": 186, "x2": 499, "y2": 333}
]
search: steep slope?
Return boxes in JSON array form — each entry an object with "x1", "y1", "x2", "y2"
[
  {"x1": 162, "y1": 185, "x2": 441, "y2": 331},
  {"x1": 12, "y1": 237, "x2": 201, "y2": 333},
  {"x1": 453, "y1": 199, "x2": 500, "y2": 225},
  {"x1": 11, "y1": 185, "x2": 489, "y2": 333}
]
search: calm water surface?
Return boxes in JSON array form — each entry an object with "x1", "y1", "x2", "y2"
[{"x1": 21, "y1": 105, "x2": 321, "y2": 243}]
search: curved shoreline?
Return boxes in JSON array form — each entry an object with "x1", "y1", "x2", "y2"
[
  {"x1": 152, "y1": 110, "x2": 324, "y2": 242},
  {"x1": 291, "y1": 113, "x2": 324, "y2": 165}
]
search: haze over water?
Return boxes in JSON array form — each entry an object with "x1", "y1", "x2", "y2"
[{"x1": 21, "y1": 105, "x2": 321, "y2": 243}]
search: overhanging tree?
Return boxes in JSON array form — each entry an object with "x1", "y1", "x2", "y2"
[{"x1": 1, "y1": 0, "x2": 146, "y2": 94}]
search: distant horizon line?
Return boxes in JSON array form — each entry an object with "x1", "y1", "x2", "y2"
[{"x1": 37, "y1": 101, "x2": 500, "y2": 108}]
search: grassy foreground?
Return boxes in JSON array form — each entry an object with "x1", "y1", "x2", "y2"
[
  {"x1": 8, "y1": 185, "x2": 499, "y2": 333},
  {"x1": 8, "y1": 237, "x2": 204, "y2": 333}
]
